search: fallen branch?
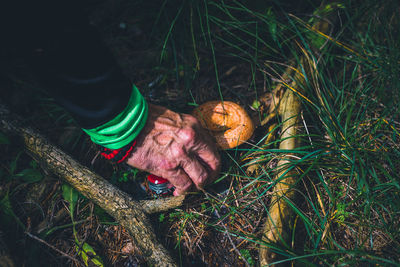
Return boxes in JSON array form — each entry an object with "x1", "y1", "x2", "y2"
[
  {"x1": 258, "y1": 2, "x2": 341, "y2": 265},
  {"x1": 0, "y1": 104, "x2": 178, "y2": 267},
  {"x1": 258, "y1": 74, "x2": 302, "y2": 266}
]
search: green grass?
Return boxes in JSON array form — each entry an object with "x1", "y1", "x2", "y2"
[
  {"x1": 1, "y1": 0, "x2": 400, "y2": 266},
  {"x1": 153, "y1": 0, "x2": 400, "y2": 265}
]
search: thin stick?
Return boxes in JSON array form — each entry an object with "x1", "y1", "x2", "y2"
[
  {"x1": 139, "y1": 195, "x2": 185, "y2": 214},
  {"x1": 202, "y1": 189, "x2": 250, "y2": 267},
  {"x1": 25, "y1": 232, "x2": 81, "y2": 265},
  {"x1": 215, "y1": 209, "x2": 250, "y2": 267}
]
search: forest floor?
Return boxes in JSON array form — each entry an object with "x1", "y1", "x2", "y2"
[{"x1": 1, "y1": 0, "x2": 400, "y2": 266}]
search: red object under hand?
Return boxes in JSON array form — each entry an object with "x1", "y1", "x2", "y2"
[{"x1": 147, "y1": 174, "x2": 174, "y2": 195}]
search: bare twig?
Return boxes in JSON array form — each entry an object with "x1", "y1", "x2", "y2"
[
  {"x1": 139, "y1": 195, "x2": 185, "y2": 214},
  {"x1": 215, "y1": 209, "x2": 250, "y2": 267},
  {"x1": 25, "y1": 232, "x2": 81, "y2": 265},
  {"x1": 202, "y1": 190, "x2": 251, "y2": 267}
]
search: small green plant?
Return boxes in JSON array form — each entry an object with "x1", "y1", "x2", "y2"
[
  {"x1": 111, "y1": 167, "x2": 139, "y2": 183},
  {"x1": 0, "y1": 134, "x2": 44, "y2": 230},
  {"x1": 62, "y1": 184, "x2": 104, "y2": 267},
  {"x1": 239, "y1": 249, "x2": 254, "y2": 266},
  {"x1": 335, "y1": 202, "x2": 350, "y2": 224},
  {"x1": 159, "y1": 213, "x2": 166, "y2": 223},
  {"x1": 0, "y1": 149, "x2": 43, "y2": 184}
]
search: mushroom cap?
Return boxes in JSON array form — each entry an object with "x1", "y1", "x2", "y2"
[{"x1": 193, "y1": 101, "x2": 255, "y2": 149}]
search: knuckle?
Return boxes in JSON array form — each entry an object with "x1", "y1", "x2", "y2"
[
  {"x1": 187, "y1": 114, "x2": 200, "y2": 125},
  {"x1": 197, "y1": 172, "x2": 208, "y2": 185},
  {"x1": 179, "y1": 127, "x2": 196, "y2": 143},
  {"x1": 159, "y1": 159, "x2": 178, "y2": 170},
  {"x1": 180, "y1": 180, "x2": 192, "y2": 191},
  {"x1": 172, "y1": 146, "x2": 186, "y2": 158}
]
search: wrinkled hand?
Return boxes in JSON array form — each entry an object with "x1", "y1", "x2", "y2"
[{"x1": 126, "y1": 104, "x2": 221, "y2": 196}]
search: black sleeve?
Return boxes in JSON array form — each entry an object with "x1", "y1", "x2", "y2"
[{"x1": 1, "y1": 0, "x2": 132, "y2": 129}]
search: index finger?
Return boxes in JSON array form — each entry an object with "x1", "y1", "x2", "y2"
[
  {"x1": 196, "y1": 144, "x2": 220, "y2": 180},
  {"x1": 191, "y1": 124, "x2": 221, "y2": 182},
  {"x1": 176, "y1": 115, "x2": 221, "y2": 182}
]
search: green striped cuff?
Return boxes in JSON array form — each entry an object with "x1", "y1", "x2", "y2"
[{"x1": 83, "y1": 85, "x2": 148, "y2": 149}]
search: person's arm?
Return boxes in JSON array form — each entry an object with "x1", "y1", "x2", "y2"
[
  {"x1": 9, "y1": 1, "x2": 133, "y2": 130},
  {"x1": 3, "y1": 0, "x2": 220, "y2": 195}
]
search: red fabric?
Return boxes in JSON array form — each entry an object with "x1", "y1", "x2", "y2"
[
  {"x1": 117, "y1": 142, "x2": 135, "y2": 163},
  {"x1": 100, "y1": 140, "x2": 137, "y2": 163}
]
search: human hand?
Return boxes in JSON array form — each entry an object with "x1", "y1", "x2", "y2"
[{"x1": 126, "y1": 104, "x2": 221, "y2": 196}]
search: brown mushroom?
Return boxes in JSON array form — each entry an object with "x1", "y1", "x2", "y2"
[{"x1": 193, "y1": 101, "x2": 255, "y2": 149}]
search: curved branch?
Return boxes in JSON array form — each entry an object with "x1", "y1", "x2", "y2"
[{"x1": 0, "y1": 104, "x2": 178, "y2": 267}]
